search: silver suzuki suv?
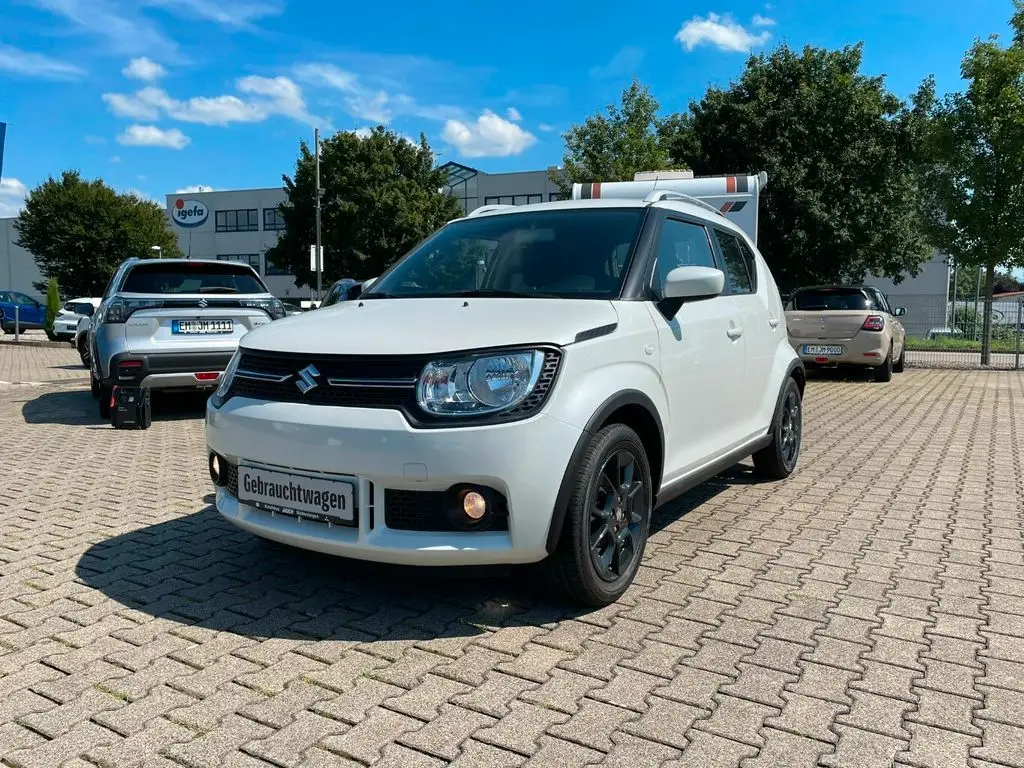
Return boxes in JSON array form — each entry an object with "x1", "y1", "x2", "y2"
[{"x1": 89, "y1": 258, "x2": 285, "y2": 418}]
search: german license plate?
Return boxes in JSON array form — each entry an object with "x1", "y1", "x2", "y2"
[
  {"x1": 172, "y1": 319, "x2": 233, "y2": 334},
  {"x1": 237, "y1": 465, "x2": 355, "y2": 525},
  {"x1": 803, "y1": 345, "x2": 843, "y2": 356}
]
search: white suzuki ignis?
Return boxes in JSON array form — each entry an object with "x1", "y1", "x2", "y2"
[{"x1": 206, "y1": 175, "x2": 804, "y2": 605}]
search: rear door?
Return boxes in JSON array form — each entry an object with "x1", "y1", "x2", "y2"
[{"x1": 119, "y1": 262, "x2": 275, "y2": 353}]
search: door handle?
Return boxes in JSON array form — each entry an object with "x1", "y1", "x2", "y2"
[
  {"x1": 768, "y1": 317, "x2": 781, "y2": 328},
  {"x1": 727, "y1": 327, "x2": 743, "y2": 340}
]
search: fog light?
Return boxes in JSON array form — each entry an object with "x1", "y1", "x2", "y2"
[
  {"x1": 208, "y1": 452, "x2": 225, "y2": 486},
  {"x1": 462, "y1": 490, "x2": 487, "y2": 520}
]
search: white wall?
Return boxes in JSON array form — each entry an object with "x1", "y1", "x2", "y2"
[{"x1": 0, "y1": 217, "x2": 45, "y2": 301}]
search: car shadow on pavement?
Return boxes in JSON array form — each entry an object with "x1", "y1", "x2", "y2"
[
  {"x1": 21, "y1": 389, "x2": 209, "y2": 426},
  {"x1": 75, "y1": 470, "x2": 752, "y2": 643},
  {"x1": 75, "y1": 503, "x2": 586, "y2": 643}
]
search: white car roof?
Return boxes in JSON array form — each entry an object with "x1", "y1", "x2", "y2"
[{"x1": 462, "y1": 197, "x2": 753, "y2": 243}]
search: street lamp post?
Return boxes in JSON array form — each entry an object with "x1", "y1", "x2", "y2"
[
  {"x1": 150, "y1": 245, "x2": 162, "y2": 259},
  {"x1": 314, "y1": 127, "x2": 323, "y2": 303}
]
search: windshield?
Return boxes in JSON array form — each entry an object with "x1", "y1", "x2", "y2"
[
  {"x1": 791, "y1": 288, "x2": 874, "y2": 311},
  {"x1": 365, "y1": 208, "x2": 646, "y2": 299},
  {"x1": 121, "y1": 262, "x2": 267, "y2": 295}
]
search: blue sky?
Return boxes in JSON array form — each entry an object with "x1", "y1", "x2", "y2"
[{"x1": 0, "y1": 0, "x2": 1016, "y2": 216}]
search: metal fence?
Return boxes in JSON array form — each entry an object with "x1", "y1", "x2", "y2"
[{"x1": 890, "y1": 292, "x2": 1024, "y2": 370}]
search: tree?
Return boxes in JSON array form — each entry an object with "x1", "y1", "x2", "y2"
[
  {"x1": 660, "y1": 44, "x2": 935, "y2": 294},
  {"x1": 44, "y1": 278, "x2": 60, "y2": 338},
  {"x1": 553, "y1": 79, "x2": 673, "y2": 197},
  {"x1": 15, "y1": 171, "x2": 181, "y2": 298},
  {"x1": 922, "y1": 2, "x2": 1024, "y2": 363},
  {"x1": 265, "y1": 127, "x2": 461, "y2": 289}
]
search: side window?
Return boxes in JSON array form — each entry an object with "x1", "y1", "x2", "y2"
[
  {"x1": 735, "y1": 238, "x2": 759, "y2": 293},
  {"x1": 713, "y1": 230, "x2": 753, "y2": 295},
  {"x1": 653, "y1": 218, "x2": 717, "y2": 296},
  {"x1": 872, "y1": 290, "x2": 890, "y2": 314},
  {"x1": 14, "y1": 293, "x2": 37, "y2": 305}
]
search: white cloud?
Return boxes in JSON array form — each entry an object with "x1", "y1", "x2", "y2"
[
  {"x1": 110, "y1": 155, "x2": 121, "y2": 163},
  {"x1": 589, "y1": 46, "x2": 645, "y2": 79},
  {"x1": 675, "y1": 13, "x2": 773, "y2": 53},
  {"x1": 352, "y1": 127, "x2": 373, "y2": 139},
  {"x1": 0, "y1": 179, "x2": 29, "y2": 218},
  {"x1": 144, "y1": 0, "x2": 283, "y2": 28},
  {"x1": 25, "y1": 0, "x2": 181, "y2": 60},
  {"x1": 752, "y1": 14, "x2": 776, "y2": 26},
  {"x1": 442, "y1": 110, "x2": 537, "y2": 158},
  {"x1": 176, "y1": 184, "x2": 215, "y2": 193},
  {"x1": 506, "y1": 107, "x2": 522, "y2": 122},
  {"x1": 0, "y1": 43, "x2": 84, "y2": 80},
  {"x1": 538, "y1": 123, "x2": 558, "y2": 133},
  {"x1": 102, "y1": 77, "x2": 326, "y2": 127},
  {"x1": 117, "y1": 124, "x2": 190, "y2": 149},
  {"x1": 123, "y1": 56, "x2": 166, "y2": 81},
  {"x1": 295, "y1": 61, "x2": 463, "y2": 124}
]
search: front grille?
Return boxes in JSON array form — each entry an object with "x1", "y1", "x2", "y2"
[
  {"x1": 384, "y1": 489, "x2": 508, "y2": 532},
  {"x1": 227, "y1": 348, "x2": 562, "y2": 425}
]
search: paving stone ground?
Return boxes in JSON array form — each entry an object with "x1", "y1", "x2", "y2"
[{"x1": 1, "y1": 345, "x2": 1023, "y2": 768}]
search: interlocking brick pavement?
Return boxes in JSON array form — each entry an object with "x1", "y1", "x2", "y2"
[{"x1": 1, "y1": 345, "x2": 1023, "y2": 767}]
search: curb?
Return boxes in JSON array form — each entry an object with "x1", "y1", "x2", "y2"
[{"x1": 0, "y1": 339, "x2": 75, "y2": 349}]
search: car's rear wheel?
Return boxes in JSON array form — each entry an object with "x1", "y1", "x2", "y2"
[
  {"x1": 753, "y1": 377, "x2": 802, "y2": 479},
  {"x1": 549, "y1": 424, "x2": 652, "y2": 606},
  {"x1": 77, "y1": 335, "x2": 91, "y2": 368},
  {"x1": 892, "y1": 344, "x2": 905, "y2": 374},
  {"x1": 874, "y1": 344, "x2": 894, "y2": 382}
]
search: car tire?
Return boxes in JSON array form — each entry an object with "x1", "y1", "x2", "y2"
[
  {"x1": 78, "y1": 335, "x2": 91, "y2": 368},
  {"x1": 753, "y1": 376, "x2": 803, "y2": 480},
  {"x1": 98, "y1": 382, "x2": 112, "y2": 420},
  {"x1": 892, "y1": 345, "x2": 905, "y2": 374},
  {"x1": 874, "y1": 345, "x2": 894, "y2": 382},
  {"x1": 45, "y1": 330, "x2": 57, "y2": 342},
  {"x1": 548, "y1": 423, "x2": 652, "y2": 606}
]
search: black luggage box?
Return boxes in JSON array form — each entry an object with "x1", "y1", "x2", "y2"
[{"x1": 110, "y1": 386, "x2": 151, "y2": 429}]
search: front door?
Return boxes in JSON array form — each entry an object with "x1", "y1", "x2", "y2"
[{"x1": 647, "y1": 216, "x2": 748, "y2": 484}]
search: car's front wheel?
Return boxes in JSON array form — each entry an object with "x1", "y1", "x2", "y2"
[
  {"x1": 753, "y1": 377, "x2": 803, "y2": 479},
  {"x1": 549, "y1": 424, "x2": 652, "y2": 606}
]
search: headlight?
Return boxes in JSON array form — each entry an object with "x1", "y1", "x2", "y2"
[
  {"x1": 417, "y1": 350, "x2": 546, "y2": 416},
  {"x1": 214, "y1": 349, "x2": 242, "y2": 399}
]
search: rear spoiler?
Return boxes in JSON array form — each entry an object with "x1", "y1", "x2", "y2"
[{"x1": 571, "y1": 171, "x2": 768, "y2": 244}]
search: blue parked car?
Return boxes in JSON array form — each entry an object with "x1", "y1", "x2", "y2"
[{"x1": 0, "y1": 291, "x2": 47, "y2": 333}]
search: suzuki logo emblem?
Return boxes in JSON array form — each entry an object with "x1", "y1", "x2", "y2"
[
  {"x1": 295, "y1": 364, "x2": 320, "y2": 393},
  {"x1": 198, "y1": 298, "x2": 208, "y2": 308}
]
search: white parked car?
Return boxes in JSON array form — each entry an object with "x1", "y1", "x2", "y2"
[
  {"x1": 52, "y1": 297, "x2": 100, "y2": 341},
  {"x1": 205, "y1": 174, "x2": 805, "y2": 605}
]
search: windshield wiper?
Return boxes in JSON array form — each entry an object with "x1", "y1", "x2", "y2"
[{"x1": 451, "y1": 289, "x2": 559, "y2": 299}]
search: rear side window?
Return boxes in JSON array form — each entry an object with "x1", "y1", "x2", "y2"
[
  {"x1": 120, "y1": 262, "x2": 266, "y2": 295},
  {"x1": 713, "y1": 230, "x2": 754, "y2": 295},
  {"x1": 792, "y1": 288, "x2": 874, "y2": 311}
]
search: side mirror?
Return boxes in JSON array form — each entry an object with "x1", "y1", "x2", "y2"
[
  {"x1": 658, "y1": 266, "x2": 725, "y2": 320},
  {"x1": 893, "y1": 307, "x2": 907, "y2": 317}
]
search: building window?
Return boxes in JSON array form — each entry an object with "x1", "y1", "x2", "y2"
[
  {"x1": 441, "y1": 162, "x2": 479, "y2": 215},
  {"x1": 215, "y1": 209, "x2": 259, "y2": 233},
  {"x1": 263, "y1": 208, "x2": 286, "y2": 231},
  {"x1": 264, "y1": 255, "x2": 289, "y2": 276},
  {"x1": 216, "y1": 254, "x2": 261, "y2": 273},
  {"x1": 484, "y1": 194, "x2": 543, "y2": 207}
]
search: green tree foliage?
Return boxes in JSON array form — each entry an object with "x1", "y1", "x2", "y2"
[
  {"x1": 44, "y1": 278, "x2": 60, "y2": 337},
  {"x1": 553, "y1": 79, "x2": 672, "y2": 197},
  {"x1": 265, "y1": 127, "x2": 462, "y2": 289},
  {"x1": 660, "y1": 44, "x2": 934, "y2": 293},
  {"x1": 15, "y1": 171, "x2": 182, "y2": 297},
  {"x1": 921, "y1": 1, "x2": 1024, "y2": 363}
]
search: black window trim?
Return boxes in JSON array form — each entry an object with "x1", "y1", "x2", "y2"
[{"x1": 709, "y1": 225, "x2": 757, "y2": 297}]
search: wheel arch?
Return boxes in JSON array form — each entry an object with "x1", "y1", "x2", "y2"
[
  {"x1": 767, "y1": 359, "x2": 805, "y2": 436},
  {"x1": 545, "y1": 390, "x2": 664, "y2": 554}
]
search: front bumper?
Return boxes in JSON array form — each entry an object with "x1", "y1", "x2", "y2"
[
  {"x1": 206, "y1": 397, "x2": 583, "y2": 565},
  {"x1": 53, "y1": 320, "x2": 79, "y2": 338},
  {"x1": 789, "y1": 336, "x2": 888, "y2": 366},
  {"x1": 107, "y1": 350, "x2": 235, "y2": 390}
]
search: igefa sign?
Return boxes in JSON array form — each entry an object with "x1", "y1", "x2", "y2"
[{"x1": 171, "y1": 198, "x2": 209, "y2": 228}]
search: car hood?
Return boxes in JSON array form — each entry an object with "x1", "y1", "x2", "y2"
[{"x1": 240, "y1": 297, "x2": 619, "y2": 356}]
